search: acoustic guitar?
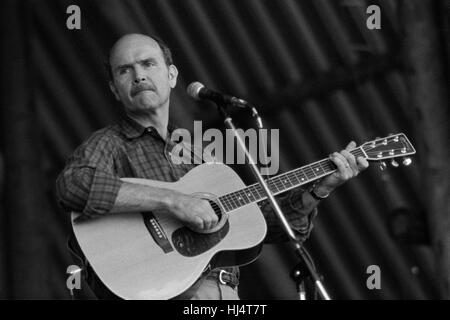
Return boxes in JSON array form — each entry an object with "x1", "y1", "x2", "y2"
[{"x1": 72, "y1": 133, "x2": 415, "y2": 299}]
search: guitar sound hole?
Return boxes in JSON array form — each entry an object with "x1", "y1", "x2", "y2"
[{"x1": 208, "y1": 199, "x2": 222, "y2": 219}]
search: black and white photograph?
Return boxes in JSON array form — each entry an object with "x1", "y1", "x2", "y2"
[{"x1": 0, "y1": 0, "x2": 449, "y2": 305}]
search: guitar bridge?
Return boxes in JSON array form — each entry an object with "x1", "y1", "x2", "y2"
[{"x1": 142, "y1": 212, "x2": 173, "y2": 253}]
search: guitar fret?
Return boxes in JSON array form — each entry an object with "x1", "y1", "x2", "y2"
[
  {"x1": 252, "y1": 186, "x2": 260, "y2": 200},
  {"x1": 243, "y1": 188, "x2": 253, "y2": 203},
  {"x1": 254, "y1": 185, "x2": 263, "y2": 199},
  {"x1": 285, "y1": 173, "x2": 294, "y2": 186},
  {"x1": 273, "y1": 177, "x2": 286, "y2": 190},
  {"x1": 274, "y1": 178, "x2": 284, "y2": 190},
  {"x1": 231, "y1": 191, "x2": 240, "y2": 206},
  {"x1": 224, "y1": 196, "x2": 235, "y2": 211},
  {"x1": 247, "y1": 185, "x2": 258, "y2": 201},
  {"x1": 232, "y1": 191, "x2": 244, "y2": 207},
  {"x1": 271, "y1": 177, "x2": 281, "y2": 191},
  {"x1": 268, "y1": 179, "x2": 280, "y2": 193},
  {"x1": 229, "y1": 195, "x2": 238, "y2": 210},
  {"x1": 309, "y1": 165, "x2": 318, "y2": 178},
  {"x1": 218, "y1": 196, "x2": 231, "y2": 211},
  {"x1": 322, "y1": 159, "x2": 337, "y2": 173},
  {"x1": 256, "y1": 185, "x2": 265, "y2": 200},
  {"x1": 319, "y1": 161, "x2": 327, "y2": 173},
  {"x1": 288, "y1": 172, "x2": 301, "y2": 185},
  {"x1": 304, "y1": 165, "x2": 316, "y2": 179},
  {"x1": 221, "y1": 201, "x2": 232, "y2": 211},
  {"x1": 284, "y1": 173, "x2": 296, "y2": 187},
  {"x1": 315, "y1": 163, "x2": 324, "y2": 174},
  {"x1": 234, "y1": 193, "x2": 242, "y2": 208},
  {"x1": 235, "y1": 194, "x2": 244, "y2": 206},
  {"x1": 323, "y1": 159, "x2": 334, "y2": 169},
  {"x1": 238, "y1": 190, "x2": 250, "y2": 205},
  {"x1": 228, "y1": 193, "x2": 239, "y2": 210},
  {"x1": 274, "y1": 176, "x2": 284, "y2": 189},
  {"x1": 243, "y1": 190, "x2": 251, "y2": 204},
  {"x1": 312, "y1": 163, "x2": 324, "y2": 175},
  {"x1": 295, "y1": 169, "x2": 309, "y2": 183}
]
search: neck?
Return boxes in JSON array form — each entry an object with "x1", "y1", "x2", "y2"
[
  {"x1": 127, "y1": 105, "x2": 169, "y2": 139},
  {"x1": 218, "y1": 147, "x2": 366, "y2": 213}
]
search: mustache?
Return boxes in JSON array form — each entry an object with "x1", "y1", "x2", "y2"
[{"x1": 130, "y1": 83, "x2": 155, "y2": 96}]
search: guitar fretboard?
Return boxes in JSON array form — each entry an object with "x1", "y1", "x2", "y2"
[{"x1": 218, "y1": 147, "x2": 366, "y2": 212}]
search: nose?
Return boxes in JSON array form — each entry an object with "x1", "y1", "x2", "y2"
[
  {"x1": 132, "y1": 67, "x2": 146, "y2": 84},
  {"x1": 133, "y1": 74, "x2": 146, "y2": 84}
]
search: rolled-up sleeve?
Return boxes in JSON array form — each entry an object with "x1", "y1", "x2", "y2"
[
  {"x1": 259, "y1": 188, "x2": 318, "y2": 243},
  {"x1": 55, "y1": 131, "x2": 123, "y2": 218}
]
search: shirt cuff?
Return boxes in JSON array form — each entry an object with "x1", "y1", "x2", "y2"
[
  {"x1": 83, "y1": 169, "x2": 123, "y2": 217},
  {"x1": 288, "y1": 189, "x2": 318, "y2": 239}
]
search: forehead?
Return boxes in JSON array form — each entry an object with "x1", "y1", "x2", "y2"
[{"x1": 109, "y1": 36, "x2": 164, "y2": 67}]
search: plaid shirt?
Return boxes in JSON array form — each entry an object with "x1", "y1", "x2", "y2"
[{"x1": 56, "y1": 116, "x2": 317, "y2": 243}]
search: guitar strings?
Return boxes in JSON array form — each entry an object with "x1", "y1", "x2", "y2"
[{"x1": 217, "y1": 146, "x2": 408, "y2": 213}]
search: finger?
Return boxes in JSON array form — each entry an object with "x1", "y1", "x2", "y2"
[
  {"x1": 210, "y1": 213, "x2": 219, "y2": 227},
  {"x1": 194, "y1": 216, "x2": 204, "y2": 230},
  {"x1": 204, "y1": 216, "x2": 218, "y2": 230},
  {"x1": 207, "y1": 211, "x2": 219, "y2": 229},
  {"x1": 330, "y1": 152, "x2": 352, "y2": 179},
  {"x1": 341, "y1": 150, "x2": 358, "y2": 176},
  {"x1": 356, "y1": 156, "x2": 369, "y2": 170},
  {"x1": 345, "y1": 141, "x2": 357, "y2": 152},
  {"x1": 205, "y1": 202, "x2": 219, "y2": 229},
  {"x1": 202, "y1": 216, "x2": 211, "y2": 230},
  {"x1": 332, "y1": 152, "x2": 350, "y2": 172}
]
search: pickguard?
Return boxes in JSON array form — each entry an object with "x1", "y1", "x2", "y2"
[{"x1": 172, "y1": 222, "x2": 230, "y2": 257}]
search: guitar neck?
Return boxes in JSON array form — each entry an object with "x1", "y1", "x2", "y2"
[{"x1": 218, "y1": 147, "x2": 366, "y2": 212}]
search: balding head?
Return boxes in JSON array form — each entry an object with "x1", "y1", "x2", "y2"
[
  {"x1": 106, "y1": 33, "x2": 178, "y2": 119},
  {"x1": 106, "y1": 34, "x2": 173, "y2": 81}
]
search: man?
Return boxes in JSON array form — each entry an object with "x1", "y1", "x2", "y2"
[{"x1": 56, "y1": 33, "x2": 369, "y2": 300}]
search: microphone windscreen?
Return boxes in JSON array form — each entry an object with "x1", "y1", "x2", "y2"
[{"x1": 186, "y1": 82, "x2": 204, "y2": 100}]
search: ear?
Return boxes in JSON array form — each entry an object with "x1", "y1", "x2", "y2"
[
  {"x1": 168, "y1": 64, "x2": 178, "y2": 89},
  {"x1": 109, "y1": 81, "x2": 120, "y2": 101}
]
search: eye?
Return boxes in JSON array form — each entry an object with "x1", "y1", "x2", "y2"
[
  {"x1": 118, "y1": 67, "x2": 129, "y2": 75},
  {"x1": 143, "y1": 60, "x2": 156, "y2": 67}
]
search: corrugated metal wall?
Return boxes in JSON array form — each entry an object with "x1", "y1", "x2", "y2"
[{"x1": 15, "y1": 0, "x2": 443, "y2": 298}]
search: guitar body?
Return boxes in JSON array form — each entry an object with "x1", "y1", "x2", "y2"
[{"x1": 71, "y1": 163, "x2": 267, "y2": 300}]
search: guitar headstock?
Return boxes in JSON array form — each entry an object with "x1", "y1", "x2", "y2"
[{"x1": 361, "y1": 133, "x2": 416, "y2": 168}]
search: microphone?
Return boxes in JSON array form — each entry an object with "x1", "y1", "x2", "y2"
[
  {"x1": 187, "y1": 81, "x2": 263, "y2": 128},
  {"x1": 186, "y1": 82, "x2": 248, "y2": 107}
]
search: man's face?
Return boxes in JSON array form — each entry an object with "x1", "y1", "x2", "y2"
[{"x1": 109, "y1": 35, "x2": 178, "y2": 116}]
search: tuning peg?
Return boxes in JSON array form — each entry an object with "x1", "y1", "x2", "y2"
[
  {"x1": 379, "y1": 161, "x2": 387, "y2": 171},
  {"x1": 402, "y1": 157, "x2": 412, "y2": 166},
  {"x1": 390, "y1": 159, "x2": 399, "y2": 167}
]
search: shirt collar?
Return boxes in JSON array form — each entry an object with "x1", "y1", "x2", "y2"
[
  {"x1": 120, "y1": 116, "x2": 147, "y2": 139},
  {"x1": 120, "y1": 116, "x2": 178, "y2": 140}
]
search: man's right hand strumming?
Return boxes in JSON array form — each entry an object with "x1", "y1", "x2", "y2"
[
  {"x1": 164, "y1": 192, "x2": 219, "y2": 231},
  {"x1": 111, "y1": 182, "x2": 219, "y2": 232}
]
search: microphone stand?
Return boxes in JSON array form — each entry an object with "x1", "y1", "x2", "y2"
[
  {"x1": 216, "y1": 102, "x2": 331, "y2": 300},
  {"x1": 291, "y1": 261, "x2": 309, "y2": 300}
]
